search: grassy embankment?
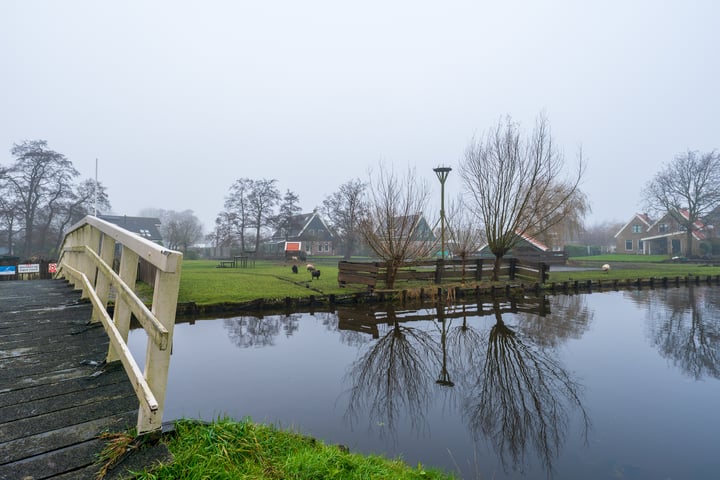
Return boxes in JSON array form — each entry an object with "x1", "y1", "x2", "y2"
[
  {"x1": 103, "y1": 419, "x2": 454, "y2": 480},
  {"x1": 549, "y1": 254, "x2": 720, "y2": 283}
]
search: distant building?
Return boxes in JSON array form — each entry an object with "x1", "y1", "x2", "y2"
[
  {"x1": 614, "y1": 209, "x2": 711, "y2": 256},
  {"x1": 265, "y1": 212, "x2": 335, "y2": 258},
  {"x1": 98, "y1": 215, "x2": 164, "y2": 245}
]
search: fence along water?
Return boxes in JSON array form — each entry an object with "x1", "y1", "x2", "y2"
[{"x1": 56, "y1": 215, "x2": 183, "y2": 434}]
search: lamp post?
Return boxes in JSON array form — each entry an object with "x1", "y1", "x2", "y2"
[{"x1": 433, "y1": 166, "x2": 452, "y2": 260}]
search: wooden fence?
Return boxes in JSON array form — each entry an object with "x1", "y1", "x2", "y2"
[{"x1": 338, "y1": 258, "x2": 549, "y2": 290}]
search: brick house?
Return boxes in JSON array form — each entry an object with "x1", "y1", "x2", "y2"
[
  {"x1": 615, "y1": 210, "x2": 709, "y2": 256},
  {"x1": 614, "y1": 213, "x2": 653, "y2": 254}
]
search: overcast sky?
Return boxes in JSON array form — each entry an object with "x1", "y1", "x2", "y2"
[{"x1": 2, "y1": 1, "x2": 718, "y2": 233}]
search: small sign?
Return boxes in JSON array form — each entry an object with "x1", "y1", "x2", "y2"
[
  {"x1": 48, "y1": 263, "x2": 57, "y2": 273},
  {"x1": 18, "y1": 263, "x2": 40, "y2": 274},
  {"x1": 0, "y1": 266, "x2": 16, "y2": 276}
]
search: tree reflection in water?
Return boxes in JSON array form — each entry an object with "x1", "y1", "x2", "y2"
[
  {"x1": 644, "y1": 286, "x2": 720, "y2": 380},
  {"x1": 344, "y1": 305, "x2": 440, "y2": 436},
  {"x1": 463, "y1": 301, "x2": 590, "y2": 475},
  {"x1": 223, "y1": 313, "x2": 300, "y2": 348},
  {"x1": 343, "y1": 297, "x2": 590, "y2": 475}
]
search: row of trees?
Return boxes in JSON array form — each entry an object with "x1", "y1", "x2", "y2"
[
  {"x1": 0, "y1": 140, "x2": 109, "y2": 258},
  {"x1": 212, "y1": 114, "x2": 588, "y2": 285}
]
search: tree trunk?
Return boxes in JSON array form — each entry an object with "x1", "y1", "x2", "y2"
[
  {"x1": 493, "y1": 255, "x2": 503, "y2": 281},
  {"x1": 686, "y1": 229, "x2": 694, "y2": 257},
  {"x1": 386, "y1": 261, "x2": 399, "y2": 289}
]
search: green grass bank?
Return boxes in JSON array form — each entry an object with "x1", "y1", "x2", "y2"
[{"x1": 103, "y1": 419, "x2": 454, "y2": 480}]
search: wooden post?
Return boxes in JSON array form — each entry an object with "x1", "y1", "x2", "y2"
[
  {"x1": 435, "y1": 258, "x2": 443, "y2": 284},
  {"x1": 107, "y1": 248, "x2": 139, "y2": 363},
  {"x1": 137, "y1": 256, "x2": 183, "y2": 434}
]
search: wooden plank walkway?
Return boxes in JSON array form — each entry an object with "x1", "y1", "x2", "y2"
[{"x1": 0, "y1": 279, "x2": 138, "y2": 480}]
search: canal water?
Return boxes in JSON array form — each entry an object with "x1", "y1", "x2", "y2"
[{"x1": 128, "y1": 286, "x2": 720, "y2": 479}]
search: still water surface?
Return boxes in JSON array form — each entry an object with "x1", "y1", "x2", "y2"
[{"x1": 129, "y1": 286, "x2": 720, "y2": 479}]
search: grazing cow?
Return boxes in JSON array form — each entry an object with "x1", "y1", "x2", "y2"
[
  {"x1": 291, "y1": 265, "x2": 298, "y2": 274},
  {"x1": 306, "y1": 263, "x2": 315, "y2": 272},
  {"x1": 311, "y1": 269, "x2": 321, "y2": 280},
  {"x1": 602, "y1": 264, "x2": 610, "y2": 273}
]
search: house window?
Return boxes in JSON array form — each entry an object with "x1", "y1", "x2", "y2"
[
  {"x1": 632, "y1": 224, "x2": 642, "y2": 233},
  {"x1": 638, "y1": 240, "x2": 644, "y2": 251},
  {"x1": 659, "y1": 223, "x2": 668, "y2": 233},
  {"x1": 625, "y1": 240, "x2": 633, "y2": 251}
]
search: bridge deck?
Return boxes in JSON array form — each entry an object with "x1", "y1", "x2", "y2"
[{"x1": 0, "y1": 279, "x2": 138, "y2": 480}]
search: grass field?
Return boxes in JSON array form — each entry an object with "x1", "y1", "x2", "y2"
[
  {"x1": 176, "y1": 259, "x2": 366, "y2": 305},
  {"x1": 157, "y1": 255, "x2": 720, "y2": 307}
]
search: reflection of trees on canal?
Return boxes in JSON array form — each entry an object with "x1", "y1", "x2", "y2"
[
  {"x1": 463, "y1": 301, "x2": 590, "y2": 475},
  {"x1": 645, "y1": 287, "x2": 720, "y2": 380},
  {"x1": 344, "y1": 305, "x2": 440, "y2": 435},
  {"x1": 223, "y1": 314, "x2": 300, "y2": 348},
  {"x1": 516, "y1": 294, "x2": 593, "y2": 348},
  {"x1": 342, "y1": 297, "x2": 590, "y2": 475}
]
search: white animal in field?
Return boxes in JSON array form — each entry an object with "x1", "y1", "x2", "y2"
[
  {"x1": 602, "y1": 264, "x2": 610, "y2": 273},
  {"x1": 306, "y1": 263, "x2": 315, "y2": 272}
]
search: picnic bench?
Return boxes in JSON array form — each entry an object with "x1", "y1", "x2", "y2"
[{"x1": 216, "y1": 256, "x2": 254, "y2": 268}]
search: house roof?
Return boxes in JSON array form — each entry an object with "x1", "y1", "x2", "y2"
[
  {"x1": 644, "y1": 208, "x2": 707, "y2": 241},
  {"x1": 271, "y1": 212, "x2": 333, "y2": 239},
  {"x1": 517, "y1": 231, "x2": 550, "y2": 252},
  {"x1": 98, "y1": 215, "x2": 163, "y2": 243},
  {"x1": 614, "y1": 213, "x2": 653, "y2": 238},
  {"x1": 477, "y1": 230, "x2": 550, "y2": 253}
]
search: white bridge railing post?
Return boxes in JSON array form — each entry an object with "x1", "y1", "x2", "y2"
[{"x1": 56, "y1": 215, "x2": 183, "y2": 435}]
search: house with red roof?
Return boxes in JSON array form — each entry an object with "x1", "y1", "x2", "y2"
[{"x1": 615, "y1": 210, "x2": 711, "y2": 256}]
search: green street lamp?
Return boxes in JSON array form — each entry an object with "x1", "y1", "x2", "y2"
[{"x1": 433, "y1": 166, "x2": 452, "y2": 260}]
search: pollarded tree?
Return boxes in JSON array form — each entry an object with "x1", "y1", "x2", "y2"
[
  {"x1": 322, "y1": 178, "x2": 368, "y2": 259},
  {"x1": 460, "y1": 114, "x2": 584, "y2": 280},
  {"x1": 446, "y1": 197, "x2": 485, "y2": 285},
  {"x1": 643, "y1": 149, "x2": 720, "y2": 257},
  {"x1": 359, "y1": 163, "x2": 436, "y2": 288}
]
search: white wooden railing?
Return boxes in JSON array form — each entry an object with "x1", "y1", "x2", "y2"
[{"x1": 56, "y1": 215, "x2": 183, "y2": 434}]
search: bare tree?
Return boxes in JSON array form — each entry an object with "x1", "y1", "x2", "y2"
[
  {"x1": 0, "y1": 177, "x2": 21, "y2": 255},
  {"x1": 222, "y1": 178, "x2": 255, "y2": 252},
  {"x1": 529, "y1": 184, "x2": 590, "y2": 251},
  {"x1": 581, "y1": 220, "x2": 624, "y2": 253},
  {"x1": 247, "y1": 178, "x2": 281, "y2": 253},
  {"x1": 270, "y1": 189, "x2": 301, "y2": 240},
  {"x1": 51, "y1": 178, "x2": 111, "y2": 251},
  {"x1": 446, "y1": 196, "x2": 485, "y2": 285},
  {"x1": 359, "y1": 163, "x2": 436, "y2": 288},
  {"x1": 322, "y1": 178, "x2": 368, "y2": 259},
  {"x1": 1, "y1": 140, "x2": 106, "y2": 257},
  {"x1": 162, "y1": 210, "x2": 204, "y2": 252},
  {"x1": 460, "y1": 114, "x2": 584, "y2": 280},
  {"x1": 643, "y1": 149, "x2": 720, "y2": 257}
]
